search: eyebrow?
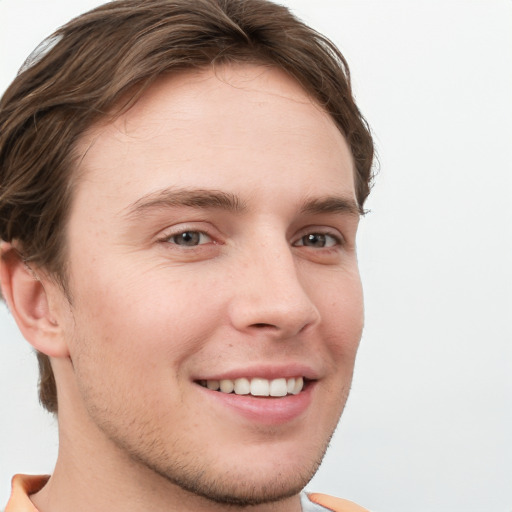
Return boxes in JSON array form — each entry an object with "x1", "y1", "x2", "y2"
[
  {"x1": 122, "y1": 187, "x2": 362, "y2": 221},
  {"x1": 299, "y1": 196, "x2": 363, "y2": 217},
  {"x1": 123, "y1": 188, "x2": 247, "y2": 220}
]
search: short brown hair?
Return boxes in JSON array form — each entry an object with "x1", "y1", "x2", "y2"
[{"x1": 0, "y1": 0, "x2": 374, "y2": 413}]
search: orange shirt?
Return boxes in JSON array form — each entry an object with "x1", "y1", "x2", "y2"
[
  {"x1": 308, "y1": 492, "x2": 370, "y2": 511},
  {"x1": 5, "y1": 474, "x2": 48, "y2": 512},
  {"x1": 4, "y1": 474, "x2": 369, "y2": 512}
]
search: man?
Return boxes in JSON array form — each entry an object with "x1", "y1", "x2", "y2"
[{"x1": 0, "y1": 0, "x2": 374, "y2": 511}]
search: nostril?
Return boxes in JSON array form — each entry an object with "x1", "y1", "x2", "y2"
[{"x1": 252, "y1": 323, "x2": 276, "y2": 329}]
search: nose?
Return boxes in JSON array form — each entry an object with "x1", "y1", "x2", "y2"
[{"x1": 227, "y1": 241, "x2": 321, "y2": 340}]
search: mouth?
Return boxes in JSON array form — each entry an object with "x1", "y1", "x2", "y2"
[{"x1": 197, "y1": 377, "x2": 306, "y2": 397}]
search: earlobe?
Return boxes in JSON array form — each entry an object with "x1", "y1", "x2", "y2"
[{"x1": 0, "y1": 242, "x2": 69, "y2": 358}]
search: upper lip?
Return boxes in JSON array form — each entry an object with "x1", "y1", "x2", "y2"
[{"x1": 193, "y1": 363, "x2": 321, "y2": 382}]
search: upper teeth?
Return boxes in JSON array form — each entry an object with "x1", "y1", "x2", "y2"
[{"x1": 202, "y1": 377, "x2": 304, "y2": 397}]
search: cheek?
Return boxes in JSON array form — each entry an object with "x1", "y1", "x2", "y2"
[
  {"x1": 318, "y1": 273, "x2": 364, "y2": 361},
  {"x1": 67, "y1": 265, "x2": 225, "y2": 376}
]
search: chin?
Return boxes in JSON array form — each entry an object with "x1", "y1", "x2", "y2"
[
  {"x1": 155, "y1": 455, "x2": 323, "y2": 507},
  {"x1": 124, "y1": 429, "x2": 332, "y2": 508}
]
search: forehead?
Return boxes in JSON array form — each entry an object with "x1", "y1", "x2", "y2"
[{"x1": 73, "y1": 64, "x2": 355, "y2": 214}]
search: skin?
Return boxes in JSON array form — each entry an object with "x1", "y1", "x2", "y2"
[{"x1": 7, "y1": 64, "x2": 364, "y2": 512}]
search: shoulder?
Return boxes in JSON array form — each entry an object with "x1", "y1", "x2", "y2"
[{"x1": 307, "y1": 492, "x2": 371, "y2": 512}]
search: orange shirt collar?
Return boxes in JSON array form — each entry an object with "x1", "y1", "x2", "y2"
[{"x1": 5, "y1": 474, "x2": 49, "y2": 512}]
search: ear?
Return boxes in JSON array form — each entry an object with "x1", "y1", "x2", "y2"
[{"x1": 0, "y1": 242, "x2": 70, "y2": 358}]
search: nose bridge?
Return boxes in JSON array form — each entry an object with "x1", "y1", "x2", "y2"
[{"x1": 229, "y1": 235, "x2": 320, "y2": 337}]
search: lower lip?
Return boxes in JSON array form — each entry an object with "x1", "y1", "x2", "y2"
[{"x1": 196, "y1": 382, "x2": 315, "y2": 425}]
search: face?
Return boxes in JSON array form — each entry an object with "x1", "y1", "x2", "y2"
[{"x1": 58, "y1": 64, "x2": 363, "y2": 506}]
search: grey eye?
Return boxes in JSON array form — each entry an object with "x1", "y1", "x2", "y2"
[
  {"x1": 295, "y1": 233, "x2": 338, "y2": 248},
  {"x1": 170, "y1": 231, "x2": 208, "y2": 246}
]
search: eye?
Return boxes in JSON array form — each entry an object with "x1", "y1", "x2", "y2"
[
  {"x1": 166, "y1": 231, "x2": 212, "y2": 247},
  {"x1": 294, "y1": 232, "x2": 340, "y2": 248}
]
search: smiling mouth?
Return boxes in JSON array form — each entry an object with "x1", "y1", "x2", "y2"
[{"x1": 197, "y1": 377, "x2": 305, "y2": 397}]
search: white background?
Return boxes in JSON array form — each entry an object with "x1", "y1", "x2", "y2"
[{"x1": 0, "y1": 1, "x2": 511, "y2": 511}]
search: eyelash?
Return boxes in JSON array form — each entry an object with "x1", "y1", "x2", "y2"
[
  {"x1": 162, "y1": 230, "x2": 213, "y2": 247},
  {"x1": 293, "y1": 232, "x2": 342, "y2": 249},
  {"x1": 159, "y1": 228, "x2": 343, "y2": 250}
]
